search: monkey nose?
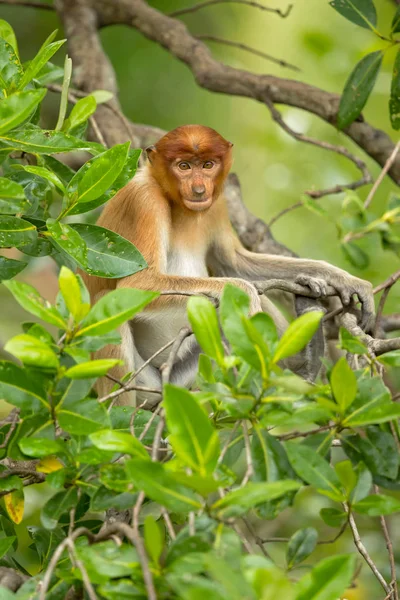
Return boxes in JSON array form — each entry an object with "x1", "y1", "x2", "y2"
[{"x1": 192, "y1": 184, "x2": 206, "y2": 195}]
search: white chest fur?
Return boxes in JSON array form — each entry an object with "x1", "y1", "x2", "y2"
[{"x1": 166, "y1": 246, "x2": 209, "y2": 278}]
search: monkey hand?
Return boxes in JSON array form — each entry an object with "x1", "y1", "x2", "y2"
[{"x1": 301, "y1": 269, "x2": 374, "y2": 331}]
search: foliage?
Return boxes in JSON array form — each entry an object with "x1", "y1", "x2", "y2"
[{"x1": 0, "y1": 17, "x2": 399, "y2": 600}]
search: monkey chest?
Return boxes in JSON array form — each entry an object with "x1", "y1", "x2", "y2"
[{"x1": 165, "y1": 246, "x2": 209, "y2": 278}]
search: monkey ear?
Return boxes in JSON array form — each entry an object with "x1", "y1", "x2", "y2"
[
  {"x1": 228, "y1": 142, "x2": 234, "y2": 148},
  {"x1": 145, "y1": 145, "x2": 156, "y2": 162}
]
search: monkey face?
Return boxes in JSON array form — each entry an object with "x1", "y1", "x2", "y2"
[{"x1": 171, "y1": 158, "x2": 221, "y2": 211}]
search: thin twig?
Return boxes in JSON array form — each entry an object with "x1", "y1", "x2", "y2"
[
  {"x1": 196, "y1": 35, "x2": 299, "y2": 71},
  {"x1": 364, "y1": 141, "x2": 400, "y2": 209},
  {"x1": 374, "y1": 486, "x2": 398, "y2": 600},
  {"x1": 0, "y1": 0, "x2": 53, "y2": 8},
  {"x1": 276, "y1": 424, "x2": 335, "y2": 441},
  {"x1": 0, "y1": 409, "x2": 20, "y2": 449},
  {"x1": 161, "y1": 508, "x2": 176, "y2": 540},
  {"x1": 374, "y1": 286, "x2": 391, "y2": 338},
  {"x1": 169, "y1": 0, "x2": 293, "y2": 18},
  {"x1": 89, "y1": 116, "x2": 107, "y2": 147},
  {"x1": 139, "y1": 405, "x2": 162, "y2": 442},
  {"x1": 374, "y1": 270, "x2": 400, "y2": 295},
  {"x1": 345, "y1": 506, "x2": 391, "y2": 596},
  {"x1": 266, "y1": 101, "x2": 371, "y2": 227},
  {"x1": 217, "y1": 422, "x2": 240, "y2": 466},
  {"x1": 241, "y1": 421, "x2": 253, "y2": 486}
]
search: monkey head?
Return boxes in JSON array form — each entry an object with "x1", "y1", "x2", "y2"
[{"x1": 146, "y1": 125, "x2": 233, "y2": 211}]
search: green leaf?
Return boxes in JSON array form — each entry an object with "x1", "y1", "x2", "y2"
[
  {"x1": 144, "y1": 515, "x2": 164, "y2": 565},
  {"x1": 286, "y1": 442, "x2": 344, "y2": 501},
  {"x1": 341, "y1": 241, "x2": 370, "y2": 269},
  {"x1": 91, "y1": 89, "x2": 114, "y2": 103},
  {"x1": 57, "y1": 396, "x2": 110, "y2": 435},
  {"x1": 67, "y1": 142, "x2": 130, "y2": 205},
  {"x1": 295, "y1": 554, "x2": 356, "y2": 600},
  {"x1": 76, "y1": 541, "x2": 139, "y2": 584},
  {"x1": 0, "y1": 89, "x2": 46, "y2": 134},
  {"x1": 392, "y1": 5, "x2": 400, "y2": 34},
  {"x1": 89, "y1": 430, "x2": 148, "y2": 458},
  {"x1": 337, "y1": 51, "x2": 383, "y2": 130},
  {"x1": 41, "y1": 487, "x2": 78, "y2": 529},
  {"x1": 0, "y1": 20, "x2": 18, "y2": 55},
  {"x1": 126, "y1": 458, "x2": 202, "y2": 512},
  {"x1": 164, "y1": 384, "x2": 220, "y2": 475},
  {"x1": 22, "y1": 165, "x2": 66, "y2": 193},
  {"x1": 59, "y1": 266, "x2": 84, "y2": 321},
  {"x1": 4, "y1": 334, "x2": 59, "y2": 370},
  {"x1": 0, "y1": 536, "x2": 17, "y2": 559},
  {"x1": 0, "y1": 255, "x2": 26, "y2": 279},
  {"x1": 64, "y1": 95, "x2": 97, "y2": 132},
  {"x1": 390, "y1": 48, "x2": 400, "y2": 130},
  {"x1": 0, "y1": 126, "x2": 96, "y2": 154},
  {"x1": 67, "y1": 148, "x2": 141, "y2": 216},
  {"x1": 0, "y1": 216, "x2": 36, "y2": 248},
  {"x1": 77, "y1": 288, "x2": 158, "y2": 337},
  {"x1": 19, "y1": 437, "x2": 65, "y2": 458},
  {"x1": 379, "y1": 350, "x2": 400, "y2": 368},
  {"x1": 70, "y1": 223, "x2": 146, "y2": 279},
  {"x1": 330, "y1": 356, "x2": 357, "y2": 413},
  {"x1": 320, "y1": 507, "x2": 347, "y2": 528},
  {"x1": 211, "y1": 481, "x2": 301, "y2": 519},
  {"x1": 3, "y1": 279, "x2": 67, "y2": 328},
  {"x1": 0, "y1": 38, "x2": 22, "y2": 89},
  {"x1": 273, "y1": 311, "x2": 323, "y2": 363},
  {"x1": 47, "y1": 219, "x2": 88, "y2": 269},
  {"x1": 187, "y1": 296, "x2": 225, "y2": 365},
  {"x1": 287, "y1": 528, "x2": 318, "y2": 569},
  {"x1": 18, "y1": 34, "x2": 65, "y2": 90},
  {"x1": 338, "y1": 327, "x2": 368, "y2": 354},
  {"x1": 34, "y1": 60, "x2": 64, "y2": 85},
  {"x1": 329, "y1": 0, "x2": 377, "y2": 30},
  {"x1": 353, "y1": 494, "x2": 400, "y2": 516},
  {"x1": 343, "y1": 402, "x2": 400, "y2": 426},
  {"x1": 0, "y1": 360, "x2": 49, "y2": 413},
  {"x1": 64, "y1": 358, "x2": 122, "y2": 379},
  {"x1": 0, "y1": 177, "x2": 29, "y2": 214}
]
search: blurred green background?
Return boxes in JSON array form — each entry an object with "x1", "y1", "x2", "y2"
[{"x1": 1, "y1": 1, "x2": 400, "y2": 597}]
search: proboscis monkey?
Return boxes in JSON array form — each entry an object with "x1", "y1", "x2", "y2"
[{"x1": 82, "y1": 125, "x2": 374, "y2": 406}]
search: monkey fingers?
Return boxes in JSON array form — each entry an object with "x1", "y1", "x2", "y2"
[{"x1": 294, "y1": 275, "x2": 329, "y2": 298}]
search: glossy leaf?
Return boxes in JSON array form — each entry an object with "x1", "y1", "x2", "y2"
[
  {"x1": 0, "y1": 89, "x2": 46, "y2": 134},
  {"x1": 353, "y1": 494, "x2": 400, "y2": 516},
  {"x1": 287, "y1": 528, "x2": 318, "y2": 569},
  {"x1": 4, "y1": 489, "x2": 24, "y2": 524},
  {"x1": 22, "y1": 165, "x2": 66, "y2": 193},
  {"x1": 164, "y1": 384, "x2": 220, "y2": 475},
  {"x1": 18, "y1": 34, "x2": 65, "y2": 90},
  {"x1": 70, "y1": 223, "x2": 146, "y2": 278},
  {"x1": 0, "y1": 360, "x2": 49, "y2": 413},
  {"x1": 0, "y1": 38, "x2": 22, "y2": 89},
  {"x1": 126, "y1": 458, "x2": 202, "y2": 512},
  {"x1": 273, "y1": 311, "x2": 323, "y2": 363},
  {"x1": 0, "y1": 20, "x2": 18, "y2": 55},
  {"x1": 64, "y1": 95, "x2": 97, "y2": 131},
  {"x1": 0, "y1": 215, "x2": 36, "y2": 248},
  {"x1": 58, "y1": 266, "x2": 83, "y2": 321},
  {"x1": 144, "y1": 515, "x2": 164, "y2": 565},
  {"x1": 286, "y1": 442, "x2": 343, "y2": 501},
  {"x1": 343, "y1": 402, "x2": 400, "y2": 426},
  {"x1": 77, "y1": 288, "x2": 158, "y2": 337},
  {"x1": 0, "y1": 126, "x2": 96, "y2": 154},
  {"x1": 47, "y1": 219, "x2": 87, "y2": 268},
  {"x1": 3, "y1": 279, "x2": 67, "y2": 328},
  {"x1": 211, "y1": 481, "x2": 301, "y2": 519},
  {"x1": 392, "y1": 5, "x2": 400, "y2": 33},
  {"x1": 41, "y1": 487, "x2": 78, "y2": 529},
  {"x1": 337, "y1": 51, "x2": 383, "y2": 130},
  {"x1": 0, "y1": 536, "x2": 17, "y2": 559},
  {"x1": 90, "y1": 430, "x2": 148, "y2": 458},
  {"x1": 57, "y1": 397, "x2": 110, "y2": 435},
  {"x1": 4, "y1": 333, "x2": 59, "y2": 369},
  {"x1": 0, "y1": 255, "x2": 26, "y2": 279},
  {"x1": 330, "y1": 356, "x2": 357, "y2": 413},
  {"x1": 329, "y1": 0, "x2": 377, "y2": 30},
  {"x1": 19, "y1": 437, "x2": 65, "y2": 458},
  {"x1": 187, "y1": 296, "x2": 225, "y2": 365},
  {"x1": 390, "y1": 48, "x2": 400, "y2": 130},
  {"x1": 338, "y1": 327, "x2": 368, "y2": 354},
  {"x1": 64, "y1": 358, "x2": 122, "y2": 379},
  {"x1": 295, "y1": 554, "x2": 356, "y2": 600},
  {"x1": 67, "y1": 142, "x2": 130, "y2": 204}
]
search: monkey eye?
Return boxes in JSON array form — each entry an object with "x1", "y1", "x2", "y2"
[
  {"x1": 203, "y1": 161, "x2": 214, "y2": 169},
  {"x1": 178, "y1": 162, "x2": 191, "y2": 171}
]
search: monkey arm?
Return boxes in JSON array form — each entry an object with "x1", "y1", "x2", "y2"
[
  {"x1": 117, "y1": 268, "x2": 262, "y2": 314},
  {"x1": 209, "y1": 233, "x2": 374, "y2": 330}
]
